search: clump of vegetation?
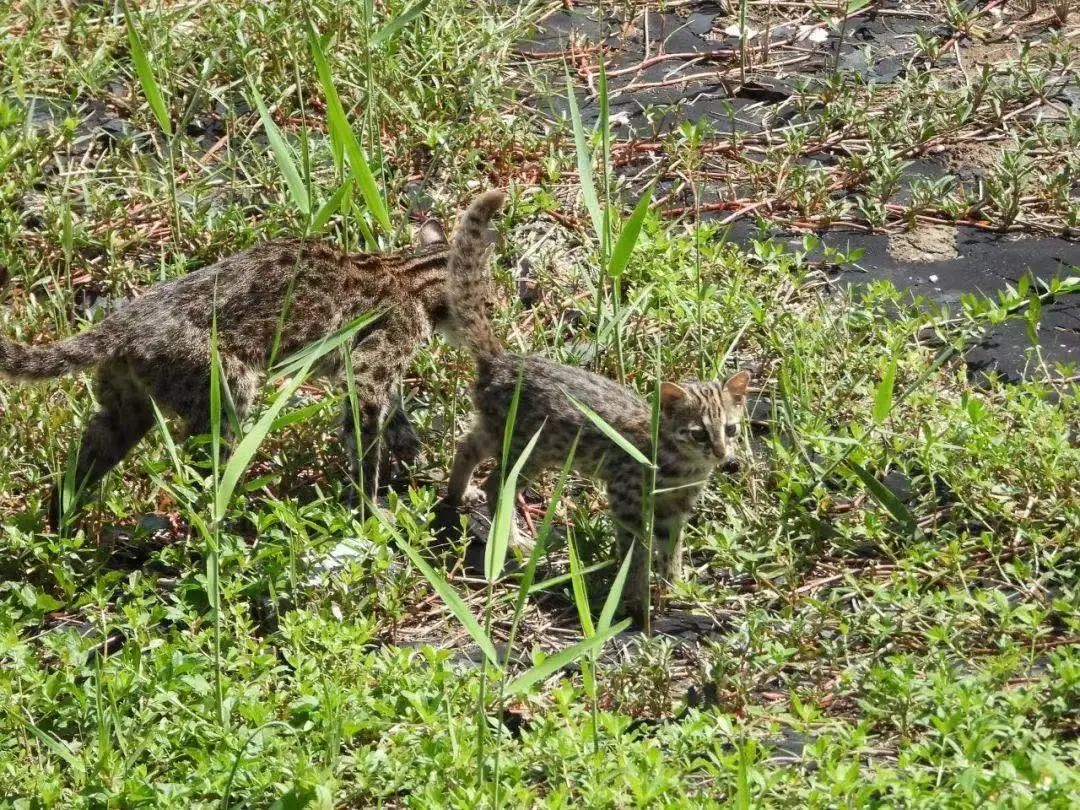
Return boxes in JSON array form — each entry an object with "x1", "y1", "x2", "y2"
[{"x1": 1, "y1": 0, "x2": 1078, "y2": 806}]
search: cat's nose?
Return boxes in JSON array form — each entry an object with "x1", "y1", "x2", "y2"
[{"x1": 722, "y1": 458, "x2": 741, "y2": 473}]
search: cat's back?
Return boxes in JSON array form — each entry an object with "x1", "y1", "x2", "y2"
[
  {"x1": 480, "y1": 353, "x2": 649, "y2": 433},
  {"x1": 118, "y1": 238, "x2": 322, "y2": 314}
]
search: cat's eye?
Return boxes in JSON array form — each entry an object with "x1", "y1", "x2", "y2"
[
  {"x1": 724, "y1": 424, "x2": 738, "y2": 438},
  {"x1": 689, "y1": 426, "x2": 709, "y2": 442}
]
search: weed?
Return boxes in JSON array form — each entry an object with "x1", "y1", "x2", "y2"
[{"x1": 1, "y1": 0, "x2": 1079, "y2": 806}]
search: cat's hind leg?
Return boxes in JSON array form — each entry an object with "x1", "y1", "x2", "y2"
[
  {"x1": 50, "y1": 365, "x2": 154, "y2": 530},
  {"x1": 447, "y1": 425, "x2": 489, "y2": 507}
]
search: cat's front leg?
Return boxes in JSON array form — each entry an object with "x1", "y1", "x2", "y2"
[
  {"x1": 654, "y1": 518, "x2": 686, "y2": 585},
  {"x1": 614, "y1": 524, "x2": 651, "y2": 627}
]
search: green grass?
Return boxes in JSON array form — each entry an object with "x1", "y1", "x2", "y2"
[{"x1": 2, "y1": 0, "x2": 1079, "y2": 806}]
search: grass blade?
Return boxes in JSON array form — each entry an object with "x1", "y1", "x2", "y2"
[
  {"x1": 121, "y1": 1, "x2": 171, "y2": 136},
  {"x1": 371, "y1": 0, "x2": 431, "y2": 45},
  {"x1": 386, "y1": 523, "x2": 502, "y2": 669},
  {"x1": 213, "y1": 368, "x2": 307, "y2": 523},
  {"x1": 845, "y1": 460, "x2": 917, "y2": 536},
  {"x1": 565, "y1": 391, "x2": 654, "y2": 467},
  {"x1": 222, "y1": 721, "x2": 294, "y2": 810},
  {"x1": 872, "y1": 355, "x2": 896, "y2": 424},
  {"x1": 10, "y1": 712, "x2": 80, "y2": 768},
  {"x1": 269, "y1": 311, "x2": 383, "y2": 382},
  {"x1": 150, "y1": 399, "x2": 183, "y2": 477},
  {"x1": 269, "y1": 395, "x2": 340, "y2": 432},
  {"x1": 607, "y1": 183, "x2": 654, "y2": 279},
  {"x1": 213, "y1": 311, "x2": 378, "y2": 520},
  {"x1": 251, "y1": 86, "x2": 310, "y2": 216},
  {"x1": 311, "y1": 179, "x2": 353, "y2": 233},
  {"x1": 596, "y1": 49, "x2": 610, "y2": 251},
  {"x1": 504, "y1": 620, "x2": 630, "y2": 697},
  {"x1": 565, "y1": 70, "x2": 604, "y2": 245},
  {"x1": 487, "y1": 423, "x2": 545, "y2": 583},
  {"x1": 736, "y1": 738, "x2": 751, "y2": 810},
  {"x1": 597, "y1": 542, "x2": 634, "y2": 632},
  {"x1": 567, "y1": 528, "x2": 595, "y2": 637},
  {"x1": 306, "y1": 22, "x2": 391, "y2": 234},
  {"x1": 528, "y1": 560, "x2": 611, "y2": 594}
]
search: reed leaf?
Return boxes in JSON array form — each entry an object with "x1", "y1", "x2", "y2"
[
  {"x1": 565, "y1": 71, "x2": 604, "y2": 245},
  {"x1": 487, "y1": 423, "x2": 545, "y2": 583},
  {"x1": 607, "y1": 183, "x2": 654, "y2": 279},
  {"x1": 121, "y1": 1, "x2": 171, "y2": 136},
  {"x1": 565, "y1": 391, "x2": 654, "y2": 467},
  {"x1": 372, "y1": 0, "x2": 431, "y2": 45},
  {"x1": 306, "y1": 22, "x2": 390, "y2": 234},
  {"x1": 251, "y1": 86, "x2": 310, "y2": 216},
  {"x1": 503, "y1": 620, "x2": 630, "y2": 697}
]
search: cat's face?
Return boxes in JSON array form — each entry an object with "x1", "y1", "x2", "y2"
[{"x1": 661, "y1": 371, "x2": 750, "y2": 471}]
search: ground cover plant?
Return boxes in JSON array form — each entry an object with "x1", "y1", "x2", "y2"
[{"x1": 1, "y1": 0, "x2": 1078, "y2": 806}]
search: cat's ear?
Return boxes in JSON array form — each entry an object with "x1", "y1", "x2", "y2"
[
  {"x1": 660, "y1": 382, "x2": 688, "y2": 411},
  {"x1": 418, "y1": 219, "x2": 447, "y2": 246},
  {"x1": 723, "y1": 370, "x2": 751, "y2": 403}
]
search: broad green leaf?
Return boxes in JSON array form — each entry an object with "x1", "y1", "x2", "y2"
[
  {"x1": 565, "y1": 391, "x2": 654, "y2": 467},
  {"x1": 269, "y1": 310, "x2": 383, "y2": 382},
  {"x1": 251, "y1": 86, "x2": 310, "y2": 215},
  {"x1": 487, "y1": 423, "x2": 545, "y2": 583},
  {"x1": 565, "y1": 71, "x2": 604, "y2": 245},
  {"x1": 391, "y1": 530, "x2": 501, "y2": 669},
  {"x1": 306, "y1": 23, "x2": 390, "y2": 233},
  {"x1": 121, "y1": 1, "x2": 171, "y2": 136},
  {"x1": 504, "y1": 620, "x2": 630, "y2": 696},
  {"x1": 371, "y1": 0, "x2": 431, "y2": 45},
  {"x1": 597, "y1": 542, "x2": 634, "y2": 632},
  {"x1": 846, "y1": 461, "x2": 917, "y2": 536},
  {"x1": 213, "y1": 368, "x2": 309, "y2": 523},
  {"x1": 872, "y1": 355, "x2": 896, "y2": 424},
  {"x1": 607, "y1": 183, "x2": 654, "y2": 279},
  {"x1": 311, "y1": 179, "x2": 353, "y2": 233},
  {"x1": 567, "y1": 530, "x2": 595, "y2": 637}
]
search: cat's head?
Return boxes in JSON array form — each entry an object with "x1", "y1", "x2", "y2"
[{"x1": 659, "y1": 371, "x2": 751, "y2": 472}]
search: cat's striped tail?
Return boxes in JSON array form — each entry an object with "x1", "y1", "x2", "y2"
[
  {"x1": 0, "y1": 329, "x2": 106, "y2": 380},
  {"x1": 447, "y1": 189, "x2": 507, "y2": 368}
]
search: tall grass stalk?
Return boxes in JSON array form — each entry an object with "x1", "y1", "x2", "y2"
[
  {"x1": 738, "y1": 0, "x2": 749, "y2": 84},
  {"x1": 364, "y1": 0, "x2": 431, "y2": 212},
  {"x1": 121, "y1": 1, "x2": 180, "y2": 243},
  {"x1": 305, "y1": 17, "x2": 390, "y2": 242},
  {"x1": 484, "y1": 368, "x2": 529, "y2": 797},
  {"x1": 643, "y1": 344, "x2": 664, "y2": 637},
  {"x1": 208, "y1": 307, "x2": 225, "y2": 727},
  {"x1": 366, "y1": 372, "x2": 632, "y2": 800},
  {"x1": 168, "y1": 302, "x2": 379, "y2": 728},
  {"x1": 567, "y1": 59, "x2": 652, "y2": 384}
]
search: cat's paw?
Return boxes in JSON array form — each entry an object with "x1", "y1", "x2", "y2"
[
  {"x1": 386, "y1": 423, "x2": 422, "y2": 465},
  {"x1": 509, "y1": 525, "x2": 535, "y2": 554},
  {"x1": 459, "y1": 484, "x2": 487, "y2": 508}
]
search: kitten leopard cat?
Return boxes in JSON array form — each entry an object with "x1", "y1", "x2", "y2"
[
  {"x1": 446, "y1": 190, "x2": 750, "y2": 623},
  {"x1": 0, "y1": 198, "x2": 499, "y2": 530}
]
